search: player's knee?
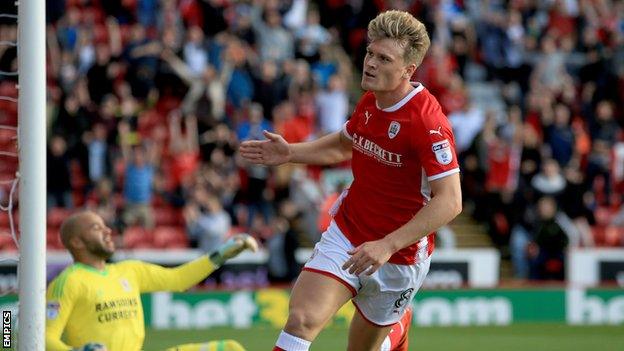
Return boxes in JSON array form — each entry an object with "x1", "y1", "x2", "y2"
[{"x1": 284, "y1": 308, "x2": 323, "y2": 337}]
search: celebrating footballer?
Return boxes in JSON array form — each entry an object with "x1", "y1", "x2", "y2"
[{"x1": 240, "y1": 10, "x2": 462, "y2": 351}]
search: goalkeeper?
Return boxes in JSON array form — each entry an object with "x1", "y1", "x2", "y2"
[{"x1": 46, "y1": 211, "x2": 258, "y2": 351}]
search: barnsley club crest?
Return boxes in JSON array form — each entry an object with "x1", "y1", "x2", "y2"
[
  {"x1": 388, "y1": 121, "x2": 401, "y2": 139},
  {"x1": 120, "y1": 278, "x2": 131, "y2": 292}
]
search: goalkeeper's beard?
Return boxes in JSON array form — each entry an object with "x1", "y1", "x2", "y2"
[{"x1": 86, "y1": 242, "x2": 114, "y2": 260}]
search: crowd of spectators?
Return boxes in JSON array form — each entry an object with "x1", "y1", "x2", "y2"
[{"x1": 0, "y1": 0, "x2": 622, "y2": 282}]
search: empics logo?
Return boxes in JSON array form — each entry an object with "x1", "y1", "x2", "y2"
[{"x1": 2, "y1": 311, "x2": 10, "y2": 348}]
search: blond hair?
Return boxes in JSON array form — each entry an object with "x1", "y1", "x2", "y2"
[{"x1": 367, "y1": 10, "x2": 430, "y2": 67}]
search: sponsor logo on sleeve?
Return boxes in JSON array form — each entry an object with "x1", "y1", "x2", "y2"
[
  {"x1": 46, "y1": 301, "x2": 60, "y2": 320},
  {"x1": 432, "y1": 139, "x2": 453, "y2": 165}
]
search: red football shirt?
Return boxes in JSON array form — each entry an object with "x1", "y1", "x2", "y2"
[{"x1": 333, "y1": 83, "x2": 460, "y2": 265}]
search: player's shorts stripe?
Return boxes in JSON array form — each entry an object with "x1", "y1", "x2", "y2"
[
  {"x1": 302, "y1": 267, "x2": 357, "y2": 297},
  {"x1": 352, "y1": 301, "x2": 396, "y2": 327}
]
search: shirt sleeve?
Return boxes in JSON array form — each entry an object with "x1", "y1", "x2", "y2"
[
  {"x1": 413, "y1": 102, "x2": 460, "y2": 181},
  {"x1": 45, "y1": 275, "x2": 78, "y2": 351},
  {"x1": 119, "y1": 256, "x2": 217, "y2": 293}
]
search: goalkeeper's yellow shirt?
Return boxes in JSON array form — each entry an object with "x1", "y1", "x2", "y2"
[{"x1": 46, "y1": 256, "x2": 217, "y2": 351}]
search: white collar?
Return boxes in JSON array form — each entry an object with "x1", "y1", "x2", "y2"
[{"x1": 376, "y1": 82, "x2": 425, "y2": 112}]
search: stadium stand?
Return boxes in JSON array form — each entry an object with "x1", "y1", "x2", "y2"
[{"x1": 0, "y1": 0, "x2": 622, "y2": 283}]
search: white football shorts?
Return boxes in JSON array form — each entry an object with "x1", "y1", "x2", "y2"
[{"x1": 303, "y1": 221, "x2": 431, "y2": 326}]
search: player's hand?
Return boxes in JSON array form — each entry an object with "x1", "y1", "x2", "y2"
[
  {"x1": 210, "y1": 234, "x2": 259, "y2": 266},
  {"x1": 342, "y1": 239, "x2": 394, "y2": 276},
  {"x1": 74, "y1": 342, "x2": 108, "y2": 351},
  {"x1": 239, "y1": 130, "x2": 291, "y2": 166}
]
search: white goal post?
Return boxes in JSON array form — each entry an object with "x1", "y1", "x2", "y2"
[{"x1": 17, "y1": 0, "x2": 47, "y2": 349}]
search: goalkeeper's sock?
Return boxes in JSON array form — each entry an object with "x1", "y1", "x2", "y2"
[
  {"x1": 166, "y1": 339, "x2": 245, "y2": 351},
  {"x1": 274, "y1": 331, "x2": 311, "y2": 351}
]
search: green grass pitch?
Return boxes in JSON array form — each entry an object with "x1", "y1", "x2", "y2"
[{"x1": 144, "y1": 324, "x2": 624, "y2": 351}]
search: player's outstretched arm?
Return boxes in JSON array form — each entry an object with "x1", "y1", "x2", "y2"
[
  {"x1": 128, "y1": 235, "x2": 259, "y2": 293},
  {"x1": 209, "y1": 234, "x2": 259, "y2": 266},
  {"x1": 239, "y1": 130, "x2": 351, "y2": 166},
  {"x1": 239, "y1": 131, "x2": 291, "y2": 166}
]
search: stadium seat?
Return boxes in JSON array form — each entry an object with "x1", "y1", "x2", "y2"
[
  {"x1": 122, "y1": 226, "x2": 154, "y2": 249},
  {"x1": 137, "y1": 110, "x2": 164, "y2": 138},
  {"x1": 70, "y1": 160, "x2": 88, "y2": 191},
  {"x1": 604, "y1": 226, "x2": 624, "y2": 246},
  {"x1": 72, "y1": 191, "x2": 85, "y2": 207},
  {"x1": 153, "y1": 226, "x2": 188, "y2": 249},
  {"x1": 0, "y1": 128, "x2": 17, "y2": 151},
  {"x1": 0, "y1": 211, "x2": 19, "y2": 227},
  {"x1": 227, "y1": 226, "x2": 246, "y2": 237},
  {"x1": 0, "y1": 220, "x2": 18, "y2": 251},
  {"x1": 0, "y1": 213, "x2": 8, "y2": 228},
  {"x1": 592, "y1": 225, "x2": 608, "y2": 246},
  {"x1": 155, "y1": 96, "x2": 182, "y2": 115},
  {"x1": 47, "y1": 229, "x2": 64, "y2": 250},
  {"x1": 0, "y1": 157, "x2": 18, "y2": 173},
  {"x1": 153, "y1": 207, "x2": 182, "y2": 226},
  {"x1": 0, "y1": 233, "x2": 18, "y2": 252},
  {"x1": 0, "y1": 82, "x2": 17, "y2": 98},
  {"x1": 47, "y1": 207, "x2": 73, "y2": 228}
]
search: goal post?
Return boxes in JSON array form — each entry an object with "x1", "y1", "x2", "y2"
[{"x1": 17, "y1": 0, "x2": 47, "y2": 349}]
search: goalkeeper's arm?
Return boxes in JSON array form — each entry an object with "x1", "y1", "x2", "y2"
[
  {"x1": 208, "y1": 233, "x2": 258, "y2": 266},
  {"x1": 128, "y1": 234, "x2": 258, "y2": 293}
]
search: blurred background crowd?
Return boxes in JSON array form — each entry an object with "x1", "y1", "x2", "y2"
[{"x1": 0, "y1": 0, "x2": 622, "y2": 282}]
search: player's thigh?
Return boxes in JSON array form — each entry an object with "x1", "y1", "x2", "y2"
[
  {"x1": 286, "y1": 270, "x2": 353, "y2": 335},
  {"x1": 347, "y1": 310, "x2": 392, "y2": 351}
]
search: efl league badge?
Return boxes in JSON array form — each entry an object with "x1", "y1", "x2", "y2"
[
  {"x1": 388, "y1": 121, "x2": 401, "y2": 139},
  {"x1": 432, "y1": 139, "x2": 453, "y2": 165},
  {"x1": 46, "y1": 302, "x2": 60, "y2": 320}
]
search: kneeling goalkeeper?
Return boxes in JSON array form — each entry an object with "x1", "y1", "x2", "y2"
[{"x1": 46, "y1": 211, "x2": 257, "y2": 351}]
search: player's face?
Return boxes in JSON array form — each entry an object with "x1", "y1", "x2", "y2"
[
  {"x1": 80, "y1": 214, "x2": 115, "y2": 259},
  {"x1": 361, "y1": 38, "x2": 412, "y2": 92}
]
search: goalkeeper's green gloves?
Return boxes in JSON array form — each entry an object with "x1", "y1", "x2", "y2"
[
  {"x1": 209, "y1": 234, "x2": 259, "y2": 267},
  {"x1": 73, "y1": 342, "x2": 107, "y2": 351}
]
